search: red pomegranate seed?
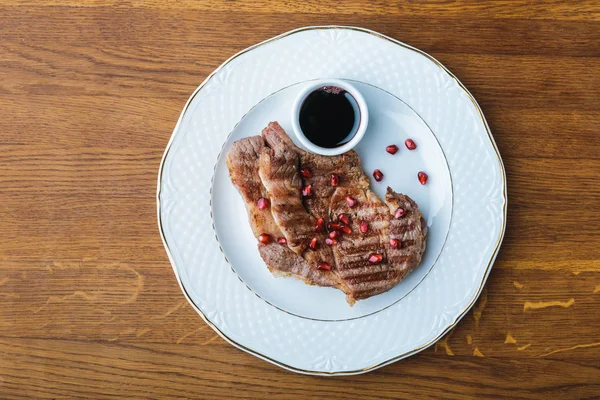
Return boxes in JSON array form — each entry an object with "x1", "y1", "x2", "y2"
[
  {"x1": 389, "y1": 238, "x2": 400, "y2": 248},
  {"x1": 317, "y1": 262, "x2": 331, "y2": 270},
  {"x1": 405, "y1": 138, "x2": 417, "y2": 150},
  {"x1": 386, "y1": 144, "x2": 399, "y2": 155},
  {"x1": 331, "y1": 173, "x2": 339, "y2": 186},
  {"x1": 315, "y1": 218, "x2": 325, "y2": 233},
  {"x1": 360, "y1": 221, "x2": 369, "y2": 233},
  {"x1": 338, "y1": 213, "x2": 350, "y2": 225},
  {"x1": 346, "y1": 195, "x2": 356, "y2": 207},
  {"x1": 329, "y1": 231, "x2": 339, "y2": 240},
  {"x1": 302, "y1": 184, "x2": 312, "y2": 197},
  {"x1": 328, "y1": 222, "x2": 341, "y2": 231},
  {"x1": 368, "y1": 253, "x2": 383, "y2": 264},
  {"x1": 300, "y1": 168, "x2": 313, "y2": 179},
  {"x1": 257, "y1": 197, "x2": 270, "y2": 210},
  {"x1": 395, "y1": 208, "x2": 405, "y2": 219},
  {"x1": 340, "y1": 225, "x2": 352, "y2": 234},
  {"x1": 309, "y1": 237, "x2": 319, "y2": 251},
  {"x1": 418, "y1": 171, "x2": 428, "y2": 185},
  {"x1": 373, "y1": 169, "x2": 384, "y2": 182},
  {"x1": 277, "y1": 237, "x2": 287, "y2": 245},
  {"x1": 325, "y1": 238, "x2": 337, "y2": 246},
  {"x1": 258, "y1": 234, "x2": 273, "y2": 244}
]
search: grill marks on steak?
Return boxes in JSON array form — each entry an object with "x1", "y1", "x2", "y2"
[
  {"x1": 302, "y1": 152, "x2": 370, "y2": 219},
  {"x1": 225, "y1": 136, "x2": 281, "y2": 238},
  {"x1": 262, "y1": 121, "x2": 369, "y2": 219},
  {"x1": 383, "y1": 187, "x2": 428, "y2": 278},
  {"x1": 257, "y1": 145, "x2": 307, "y2": 253},
  {"x1": 226, "y1": 135, "x2": 337, "y2": 287},
  {"x1": 258, "y1": 128, "x2": 336, "y2": 269},
  {"x1": 329, "y1": 188, "x2": 396, "y2": 303},
  {"x1": 328, "y1": 187, "x2": 427, "y2": 304}
]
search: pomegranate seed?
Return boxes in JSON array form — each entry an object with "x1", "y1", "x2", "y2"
[
  {"x1": 368, "y1": 253, "x2": 383, "y2": 264},
  {"x1": 373, "y1": 169, "x2": 384, "y2": 182},
  {"x1": 340, "y1": 225, "x2": 352, "y2": 234},
  {"x1": 257, "y1": 197, "x2": 270, "y2": 210},
  {"x1": 389, "y1": 238, "x2": 400, "y2": 248},
  {"x1": 360, "y1": 221, "x2": 369, "y2": 233},
  {"x1": 300, "y1": 168, "x2": 313, "y2": 179},
  {"x1": 315, "y1": 218, "x2": 325, "y2": 233},
  {"x1": 418, "y1": 171, "x2": 428, "y2": 185},
  {"x1": 328, "y1": 222, "x2": 341, "y2": 231},
  {"x1": 386, "y1": 145, "x2": 399, "y2": 155},
  {"x1": 302, "y1": 184, "x2": 312, "y2": 197},
  {"x1": 331, "y1": 173, "x2": 339, "y2": 186},
  {"x1": 309, "y1": 237, "x2": 319, "y2": 251},
  {"x1": 346, "y1": 195, "x2": 356, "y2": 207},
  {"x1": 277, "y1": 237, "x2": 287, "y2": 245},
  {"x1": 317, "y1": 262, "x2": 331, "y2": 270},
  {"x1": 395, "y1": 208, "x2": 405, "y2": 219},
  {"x1": 329, "y1": 230, "x2": 339, "y2": 239},
  {"x1": 325, "y1": 238, "x2": 337, "y2": 246},
  {"x1": 258, "y1": 234, "x2": 273, "y2": 244},
  {"x1": 405, "y1": 138, "x2": 417, "y2": 150},
  {"x1": 338, "y1": 213, "x2": 350, "y2": 225}
]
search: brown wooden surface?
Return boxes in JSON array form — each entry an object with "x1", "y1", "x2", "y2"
[{"x1": 1, "y1": 1, "x2": 599, "y2": 398}]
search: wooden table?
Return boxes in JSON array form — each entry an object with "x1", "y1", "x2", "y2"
[{"x1": 1, "y1": 1, "x2": 599, "y2": 398}]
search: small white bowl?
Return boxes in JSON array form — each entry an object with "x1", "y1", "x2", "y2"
[{"x1": 290, "y1": 79, "x2": 369, "y2": 156}]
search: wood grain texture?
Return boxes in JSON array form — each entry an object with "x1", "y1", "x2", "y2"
[{"x1": 1, "y1": 1, "x2": 599, "y2": 398}]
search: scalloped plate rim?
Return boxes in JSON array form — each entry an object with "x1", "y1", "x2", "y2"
[{"x1": 156, "y1": 25, "x2": 507, "y2": 376}]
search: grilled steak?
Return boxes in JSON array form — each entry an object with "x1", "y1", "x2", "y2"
[
  {"x1": 226, "y1": 136, "x2": 337, "y2": 287},
  {"x1": 227, "y1": 122, "x2": 427, "y2": 305}
]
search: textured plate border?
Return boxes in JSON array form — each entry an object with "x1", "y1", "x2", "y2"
[{"x1": 157, "y1": 25, "x2": 507, "y2": 375}]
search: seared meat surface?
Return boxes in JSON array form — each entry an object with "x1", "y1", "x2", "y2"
[
  {"x1": 226, "y1": 122, "x2": 427, "y2": 304},
  {"x1": 383, "y1": 188, "x2": 428, "y2": 279},
  {"x1": 262, "y1": 121, "x2": 369, "y2": 219},
  {"x1": 226, "y1": 136, "x2": 280, "y2": 238}
]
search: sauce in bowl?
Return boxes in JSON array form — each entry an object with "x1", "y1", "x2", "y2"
[
  {"x1": 291, "y1": 79, "x2": 368, "y2": 156},
  {"x1": 299, "y1": 86, "x2": 360, "y2": 148}
]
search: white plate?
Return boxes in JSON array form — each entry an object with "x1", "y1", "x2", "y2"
[{"x1": 158, "y1": 26, "x2": 506, "y2": 375}]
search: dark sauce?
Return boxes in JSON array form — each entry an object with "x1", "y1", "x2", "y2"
[{"x1": 299, "y1": 86, "x2": 357, "y2": 148}]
